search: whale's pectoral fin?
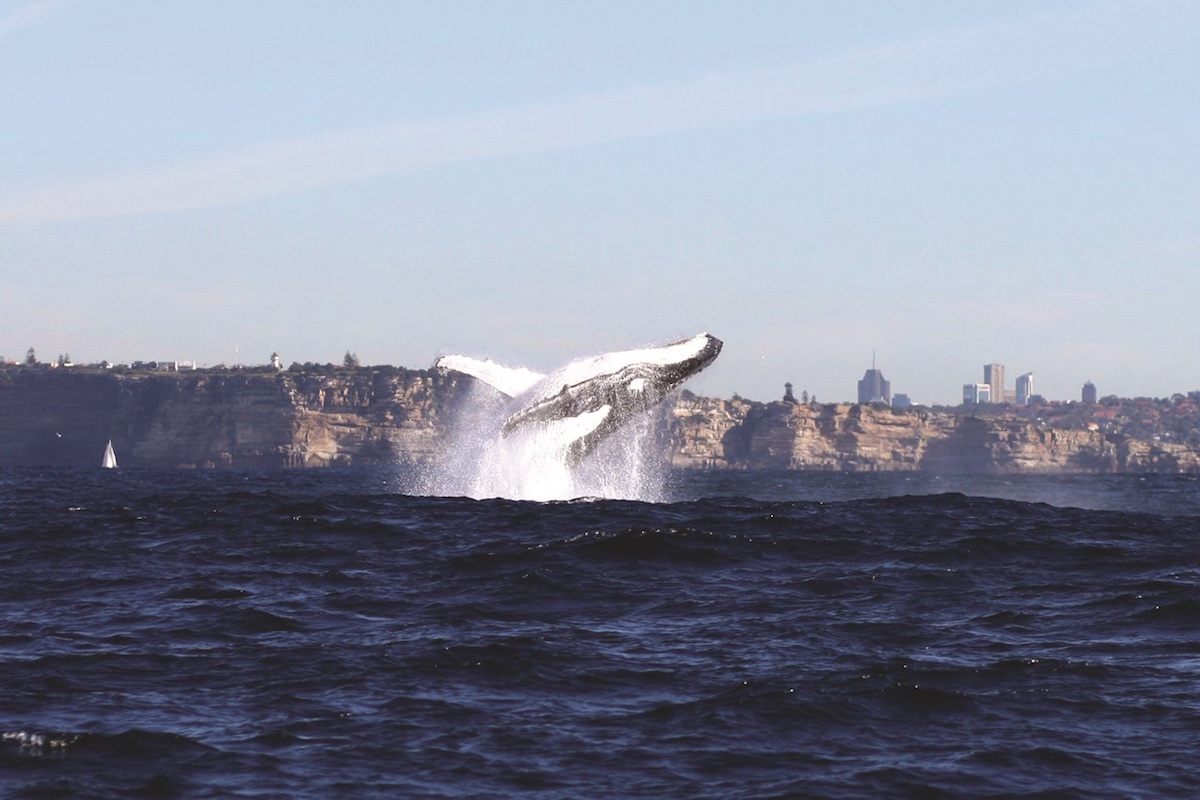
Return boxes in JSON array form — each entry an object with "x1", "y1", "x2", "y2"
[
  {"x1": 435, "y1": 355, "x2": 545, "y2": 398},
  {"x1": 508, "y1": 405, "x2": 613, "y2": 460},
  {"x1": 501, "y1": 384, "x2": 580, "y2": 436}
]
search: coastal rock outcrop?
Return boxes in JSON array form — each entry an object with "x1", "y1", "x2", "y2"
[
  {"x1": 0, "y1": 366, "x2": 460, "y2": 469},
  {"x1": 665, "y1": 400, "x2": 1200, "y2": 473},
  {"x1": 3, "y1": 367, "x2": 1199, "y2": 472}
]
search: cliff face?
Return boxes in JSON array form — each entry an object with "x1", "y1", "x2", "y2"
[
  {"x1": 3, "y1": 368, "x2": 1198, "y2": 472},
  {"x1": 665, "y1": 399, "x2": 1200, "y2": 473},
  {"x1": 0, "y1": 367, "x2": 460, "y2": 468}
]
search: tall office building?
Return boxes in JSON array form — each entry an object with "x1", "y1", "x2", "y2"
[
  {"x1": 1082, "y1": 380, "x2": 1097, "y2": 404},
  {"x1": 857, "y1": 362, "x2": 891, "y2": 405},
  {"x1": 984, "y1": 364, "x2": 1005, "y2": 405},
  {"x1": 1015, "y1": 372, "x2": 1034, "y2": 405},
  {"x1": 963, "y1": 383, "x2": 991, "y2": 404}
]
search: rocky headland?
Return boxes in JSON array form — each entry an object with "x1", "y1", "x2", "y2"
[
  {"x1": 665, "y1": 395, "x2": 1200, "y2": 473},
  {"x1": 0, "y1": 365, "x2": 459, "y2": 469},
  {"x1": 2, "y1": 365, "x2": 1198, "y2": 473}
]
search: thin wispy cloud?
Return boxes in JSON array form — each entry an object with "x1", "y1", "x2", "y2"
[
  {"x1": 0, "y1": 0, "x2": 1191, "y2": 225},
  {"x1": 0, "y1": 0, "x2": 66, "y2": 40}
]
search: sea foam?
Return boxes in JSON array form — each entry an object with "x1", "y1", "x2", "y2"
[{"x1": 415, "y1": 380, "x2": 667, "y2": 502}]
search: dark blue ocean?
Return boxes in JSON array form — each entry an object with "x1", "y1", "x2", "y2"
[{"x1": 3, "y1": 468, "x2": 1199, "y2": 798}]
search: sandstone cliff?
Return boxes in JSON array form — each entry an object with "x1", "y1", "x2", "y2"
[
  {"x1": 3, "y1": 367, "x2": 1199, "y2": 473},
  {"x1": 665, "y1": 398, "x2": 1200, "y2": 473},
  {"x1": 0, "y1": 366, "x2": 460, "y2": 469}
]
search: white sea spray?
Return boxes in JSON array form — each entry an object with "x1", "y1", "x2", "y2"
[{"x1": 415, "y1": 380, "x2": 667, "y2": 502}]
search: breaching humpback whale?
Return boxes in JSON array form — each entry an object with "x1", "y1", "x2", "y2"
[{"x1": 436, "y1": 333, "x2": 722, "y2": 465}]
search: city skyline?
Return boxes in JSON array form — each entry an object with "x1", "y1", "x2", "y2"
[
  {"x1": 3, "y1": 2, "x2": 1199, "y2": 406},
  {"x1": 844, "y1": 357, "x2": 1105, "y2": 408},
  {"x1": 3, "y1": 346, "x2": 1132, "y2": 409}
]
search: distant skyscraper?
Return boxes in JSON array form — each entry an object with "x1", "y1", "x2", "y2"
[
  {"x1": 892, "y1": 393, "x2": 912, "y2": 409},
  {"x1": 1082, "y1": 380, "x2": 1097, "y2": 404},
  {"x1": 857, "y1": 357, "x2": 891, "y2": 405},
  {"x1": 984, "y1": 364, "x2": 1005, "y2": 405},
  {"x1": 1016, "y1": 372, "x2": 1034, "y2": 406},
  {"x1": 963, "y1": 383, "x2": 991, "y2": 404}
]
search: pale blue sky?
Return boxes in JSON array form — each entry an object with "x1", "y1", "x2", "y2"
[{"x1": 3, "y1": 1, "x2": 1197, "y2": 405}]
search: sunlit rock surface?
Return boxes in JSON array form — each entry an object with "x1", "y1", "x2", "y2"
[
  {"x1": 664, "y1": 399, "x2": 1200, "y2": 473},
  {"x1": 2, "y1": 367, "x2": 1198, "y2": 472}
]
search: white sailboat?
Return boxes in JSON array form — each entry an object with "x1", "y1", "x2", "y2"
[{"x1": 102, "y1": 439, "x2": 118, "y2": 469}]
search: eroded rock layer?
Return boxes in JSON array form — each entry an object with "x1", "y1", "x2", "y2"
[
  {"x1": 664, "y1": 398, "x2": 1200, "y2": 473},
  {"x1": 2, "y1": 368, "x2": 1197, "y2": 472},
  {"x1": 0, "y1": 367, "x2": 458, "y2": 469}
]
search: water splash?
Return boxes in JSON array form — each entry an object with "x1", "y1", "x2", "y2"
[{"x1": 416, "y1": 381, "x2": 669, "y2": 502}]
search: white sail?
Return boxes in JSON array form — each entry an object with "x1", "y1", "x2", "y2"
[{"x1": 102, "y1": 440, "x2": 117, "y2": 469}]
